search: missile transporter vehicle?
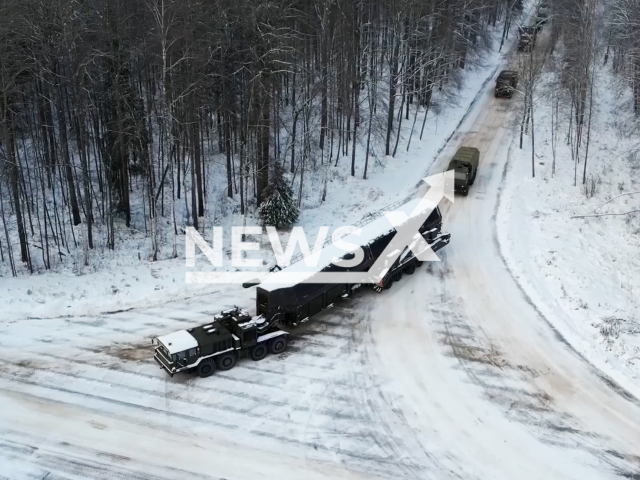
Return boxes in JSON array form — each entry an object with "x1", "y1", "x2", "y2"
[
  {"x1": 153, "y1": 307, "x2": 288, "y2": 378},
  {"x1": 447, "y1": 146, "x2": 479, "y2": 196},
  {"x1": 154, "y1": 195, "x2": 453, "y2": 379}
]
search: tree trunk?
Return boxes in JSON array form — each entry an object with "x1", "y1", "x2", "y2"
[
  {"x1": 2, "y1": 103, "x2": 30, "y2": 267},
  {"x1": 225, "y1": 111, "x2": 233, "y2": 198},
  {"x1": 56, "y1": 90, "x2": 82, "y2": 226},
  {"x1": 256, "y1": 80, "x2": 270, "y2": 205},
  {"x1": 385, "y1": 37, "x2": 400, "y2": 156}
]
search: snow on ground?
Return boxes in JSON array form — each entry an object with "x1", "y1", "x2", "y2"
[
  {"x1": 497, "y1": 58, "x2": 640, "y2": 395},
  {"x1": 1, "y1": 27, "x2": 509, "y2": 321}
]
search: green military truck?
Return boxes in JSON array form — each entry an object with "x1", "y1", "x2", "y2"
[
  {"x1": 447, "y1": 146, "x2": 479, "y2": 196},
  {"x1": 536, "y1": 5, "x2": 549, "y2": 30},
  {"x1": 518, "y1": 26, "x2": 537, "y2": 52},
  {"x1": 495, "y1": 70, "x2": 519, "y2": 98}
]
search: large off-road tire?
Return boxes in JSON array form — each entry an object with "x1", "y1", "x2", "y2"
[
  {"x1": 216, "y1": 352, "x2": 237, "y2": 371},
  {"x1": 416, "y1": 260, "x2": 424, "y2": 268},
  {"x1": 269, "y1": 336, "x2": 288, "y2": 355},
  {"x1": 463, "y1": 189, "x2": 469, "y2": 197},
  {"x1": 392, "y1": 271, "x2": 403, "y2": 283},
  {"x1": 250, "y1": 343, "x2": 268, "y2": 361},
  {"x1": 197, "y1": 360, "x2": 215, "y2": 378},
  {"x1": 404, "y1": 263, "x2": 416, "y2": 275},
  {"x1": 383, "y1": 279, "x2": 393, "y2": 290},
  {"x1": 469, "y1": 171, "x2": 477, "y2": 186}
]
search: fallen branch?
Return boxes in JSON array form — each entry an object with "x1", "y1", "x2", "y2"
[
  {"x1": 571, "y1": 209, "x2": 640, "y2": 219},
  {"x1": 594, "y1": 190, "x2": 640, "y2": 213}
]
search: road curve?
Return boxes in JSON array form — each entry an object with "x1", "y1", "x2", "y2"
[{"x1": 366, "y1": 71, "x2": 640, "y2": 479}]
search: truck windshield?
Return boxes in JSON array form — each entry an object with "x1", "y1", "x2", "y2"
[
  {"x1": 172, "y1": 351, "x2": 187, "y2": 363},
  {"x1": 455, "y1": 170, "x2": 468, "y2": 181},
  {"x1": 156, "y1": 342, "x2": 170, "y2": 357}
]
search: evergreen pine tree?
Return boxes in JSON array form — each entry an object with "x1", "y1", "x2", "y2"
[{"x1": 258, "y1": 163, "x2": 299, "y2": 228}]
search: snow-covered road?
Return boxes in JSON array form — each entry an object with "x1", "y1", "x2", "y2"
[
  {"x1": 2, "y1": 55, "x2": 639, "y2": 480},
  {"x1": 370, "y1": 84, "x2": 640, "y2": 479}
]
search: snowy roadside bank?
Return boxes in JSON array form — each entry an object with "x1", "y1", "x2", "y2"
[{"x1": 496, "y1": 65, "x2": 640, "y2": 397}]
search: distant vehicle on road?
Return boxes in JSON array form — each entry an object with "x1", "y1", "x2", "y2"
[
  {"x1": 534, "y1": 5, "x2": 549, "y2": 32},
  {"x1": 518, "y1": 26, "x2": 537, "y2": 52},
  {"x1": 447, "y1": 147, "x2": 479, "y2": 196},
  {"x1": 537, "y1": 6, "x2": 549, "y2": 23},
  {"x1": 495, "y1": 70, "x2": 519, "y2": 98}
]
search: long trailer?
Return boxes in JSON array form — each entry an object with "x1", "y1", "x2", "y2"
[{"x1": 251, "y1": 203, "x2": 450, "y2": 328}]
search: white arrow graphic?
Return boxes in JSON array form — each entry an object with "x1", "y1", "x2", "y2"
[{"x1": 366, "y1": 170, "x2": 455, "y2": 283}]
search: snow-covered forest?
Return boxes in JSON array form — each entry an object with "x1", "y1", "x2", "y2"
[{"x1": 0, "y1": 0, "x2": 523, "y2": 276}]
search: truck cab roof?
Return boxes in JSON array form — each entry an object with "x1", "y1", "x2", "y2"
[
  {"x1": 498, "y1": 70, "x2": 518, "y2": 80},
  {"x1": 156, "y1": 329, "x2": 198, "y2": 354},
  {"x1": 451, "y1": 146, "x2": 479, "y2": 164},
  {"x1": 187, "y1": 309, "x2": 256, "y2": 343}
]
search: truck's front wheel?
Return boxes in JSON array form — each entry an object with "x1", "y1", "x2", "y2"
[
  {"x1": 250, "y1": 343, "x2": 268, "y2": 361},
  {"x1": 197, "y1": 360, "x2": 215, "y2": 378}
]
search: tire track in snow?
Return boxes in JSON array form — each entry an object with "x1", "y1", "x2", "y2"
[
  {"x1": 0, "y1": 347, "x2": 374, "y2": 423},
  {"x1": 0, "y1": 375, "x2": 430, "y2": 478},
  {"x1": 0, "y1": 374, "x2": 239, "y2": 430},
  {"x1": 431, "y1": 252, "x2": 640, "y2": 479},
  {"x1": 0, "y1": 305, "x2": 437, "y2": 479},
  {"x1": 343, "y1": 286, "x2": 469, "y2": 480},
  {"x1": 0, "y1": 434, "x2": 216, "y2": 480}
]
